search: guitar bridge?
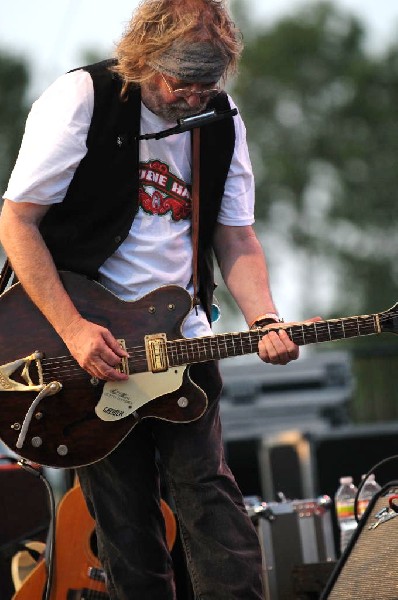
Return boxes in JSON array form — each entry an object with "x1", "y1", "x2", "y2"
[
  {"x1": 145, "y1": 334, "x2": 168, "y2": 373},
  {"x1": 0, "y1": 351, "x2": 45, "y2": 392},
  {"x1": 116, "y1": 339, "x2": 129, "y2": 375}
]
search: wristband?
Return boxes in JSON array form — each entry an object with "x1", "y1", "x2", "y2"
[{"x1": 249, "y1": 313, "x2": 283, "y2": 329}]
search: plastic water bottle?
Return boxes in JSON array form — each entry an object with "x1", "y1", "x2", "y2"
[
  {"x1": 335, "y1": 476, "x2": 358, "y2": 555},
  {"x1": 357, "y1": 473, "x2": 381, "y2": 518}
]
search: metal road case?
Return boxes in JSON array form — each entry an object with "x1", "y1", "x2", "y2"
[{"x1": 246, "y1": 496, "x2": 336, "y2": 600}]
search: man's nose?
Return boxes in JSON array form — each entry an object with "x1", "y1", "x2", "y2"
[{"x1": 185, "y1": 93, "x2": 204, "y2": 108}]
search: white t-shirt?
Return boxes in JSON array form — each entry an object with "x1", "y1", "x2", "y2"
[{"x1": 4, "y1": 70, "x2": 255, "y2": 338}]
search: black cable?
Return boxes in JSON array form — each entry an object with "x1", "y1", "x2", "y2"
[
  {"x1": 354, "y1": 454, "x2": 398, "y2": 521},
  {"x1": 16, "y1": 459, "x2": 56, "y2": 600}
]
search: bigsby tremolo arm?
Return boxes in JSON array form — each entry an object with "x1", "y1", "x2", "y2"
[{"x1": 0, "y1": 351, "x2": 62, "y2": 450}]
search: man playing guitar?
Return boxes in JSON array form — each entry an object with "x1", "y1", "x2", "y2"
[{"x1": 0, "y1": 1, "x2": 300, "y2": 598}]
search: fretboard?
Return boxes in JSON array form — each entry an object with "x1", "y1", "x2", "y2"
[{"x1": 166, "y1": 313, "x2": 380, "y2": 366}]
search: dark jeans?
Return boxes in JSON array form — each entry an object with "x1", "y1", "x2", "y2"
[{"x1": 77, "y1": 362, "x2": 264, "y2": 599}]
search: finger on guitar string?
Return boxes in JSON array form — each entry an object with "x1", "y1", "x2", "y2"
[
  {"x1": 102, "y1": 329, "x2": 129, "y2": 359},
  {"x1": 257, "y1": 315, "x2": 323, "y2": 365},
  {"x1": 258, "y1": 328, "x2": 299, "y2": 365},
  {"x1": 62, "y1": 317, "x2": 129, "y2": 382},
  {"x1": 91, "y1": 354, "x2": 129, "y2": 382}
]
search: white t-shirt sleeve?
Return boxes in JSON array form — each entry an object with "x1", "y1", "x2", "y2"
[
  {"x1": 4, "y1": 69, "x2": 94, "y2": 205},
  {"x1": 217, "y1": 96, "x2": 255, "y2": 227}
]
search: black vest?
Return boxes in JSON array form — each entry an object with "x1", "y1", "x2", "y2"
[{"x1": 39, "y1": 59, "x2": 236, "y2": 321}]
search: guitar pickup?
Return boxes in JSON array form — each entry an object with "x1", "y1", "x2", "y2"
[
  {"x1": 145, "y1": 334, "x2": 168, "y2": 373},
  {"x1": 116, "y1": 339, "x2": 129, "y2": 375}
]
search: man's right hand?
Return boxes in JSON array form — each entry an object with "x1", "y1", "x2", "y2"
[
  {"x1": 0, "y1": 200, "x2": 130, "y2": 383},
  {"x1": 61, "y1": 316, "x2": 130, "y2": 382}
]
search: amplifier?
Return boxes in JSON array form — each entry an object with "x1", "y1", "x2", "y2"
[{"x1": 322, "y1": 482, "x2": 398, "y2": 599}]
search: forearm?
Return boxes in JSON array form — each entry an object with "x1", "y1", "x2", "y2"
[
  {"x1": 213, "y1": 224, "x2": 279, "y2": 326},
  {"x1": 213, "y1": 223, "x2": 300, "y2": 365},
  {"x1": 0, "y1": 200, "x2": 82, "y2": 337},
  {"x1": 0, "y1": 199, "x2": 128, "y2": 381}
]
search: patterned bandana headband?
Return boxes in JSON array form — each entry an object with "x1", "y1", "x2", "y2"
[{"x1": 149, "y1": 40, "x2": 229, "y2": 84}]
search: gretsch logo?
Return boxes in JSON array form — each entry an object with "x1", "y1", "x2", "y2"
[
  {"x1": 103, "y1": 406, "x2": 125, "y2": 418},
  {"x1": 106, "y1": 388, "x2": 133, "y2": 409}
]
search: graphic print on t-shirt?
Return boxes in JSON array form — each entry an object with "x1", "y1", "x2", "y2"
[{"x1": 139, "y1": 160, "x2": 191, "y2": 222}]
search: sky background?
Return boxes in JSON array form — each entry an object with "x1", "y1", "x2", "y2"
[
  {"x1": 2, "y1": 0, "x2": 398, "y2": 98},
  {"x1": 2, "y1": 0, "x2": 398, "y2": 323}
]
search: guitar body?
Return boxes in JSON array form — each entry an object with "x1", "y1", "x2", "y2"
[
  {"x1": 12, "y1": 483, "x2": 106, "y2": 600},
  {"x1": 12, "y1": 482, "x2": 177, "y2": 600},
  {"x1": 1, "y1": 269, "x2": 395, "y2": 468},
  {"x1": 0, "y1": 272, "x2": 207, "y2": 468}
]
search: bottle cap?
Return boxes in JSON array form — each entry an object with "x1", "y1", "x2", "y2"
[
  {"x1": 361, "y1": 473, "x2": 375, "y2": 481},
  {"x1": 339, "y1": 476, "x2": 353, "y2": 485}
]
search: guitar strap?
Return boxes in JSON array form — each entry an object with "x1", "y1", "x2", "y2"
[
  {"x1": 191, "y1": 127, "x2": 200, "y2": 313},
  {"x1": 0, "y1": 257, "x2": 13, "y2": 294}
]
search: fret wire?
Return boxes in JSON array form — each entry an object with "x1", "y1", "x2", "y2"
[
  {"x1": 240, "y1": 332, "x2": 244, "y2": 355},
  {"x1": 44, "y1": 317, "x2": 382, "y2": 378},
  {"x1": 170, "y1": 316, "x2": 374, "y2": 361},
  {"x1": 46, "y1": 312, "x2": 384, "y2": 374},
  {"x1": 209, "y1": 338, "x2": 214, "y2": 359},
  {"x1": 162, "y1": 316, "x2": 382, "y2": 368},
  {"x1": 41, "y1": 316, "x2": 384, "y2": 381}
]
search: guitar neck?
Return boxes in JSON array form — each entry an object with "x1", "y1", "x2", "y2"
[{"x1": 167, "y1": 312, "x2": 382, "y2": 366}]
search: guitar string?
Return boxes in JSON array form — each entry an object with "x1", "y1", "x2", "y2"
[
  {"x1": 41, "y1": 312, "x2": 385, "y2": 373},
  {"x1": 40, "y1": 324, "x2": 371, "y2": 377},
  {"x1": 41, "y1": 311, "x2": 390, "y2": 372},
  {"x1": 37, "y1": 317, "x2": 385, "y2": 382},
  {"x1": 40, "y1": 316, "x2": 384, "y2": 375},
  {"x1": 42, "y1": 319, "x2": 378, "y2": 370}
]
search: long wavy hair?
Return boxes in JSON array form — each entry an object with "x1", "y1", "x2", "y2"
[{"x1": 111, "y1": 0, "x2": 243, "y2": 95}]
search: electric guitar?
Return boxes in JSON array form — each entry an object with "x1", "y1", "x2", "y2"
[
  {"x1": 12, "y1": 482, "x2": 176, "y2": 600},
  {"x1": 0, "y1": 271, "x2": 396, "y2": 469}
]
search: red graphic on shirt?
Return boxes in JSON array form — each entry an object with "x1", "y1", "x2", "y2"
[{"x1": 139, "y1": 160, "x2": 191, "y2": 222}]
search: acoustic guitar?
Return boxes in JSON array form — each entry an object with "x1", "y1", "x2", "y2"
[
  {"x1": 12, "y1": 482, "x2": 176, "y2": 600},
  {"x1": 0, "y1": 271, "x2": 396, "y2": 468}
]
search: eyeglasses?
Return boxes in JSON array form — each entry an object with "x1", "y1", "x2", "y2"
[{"x1": 161, "y1": 73, "x2": 220, "y2": 100}]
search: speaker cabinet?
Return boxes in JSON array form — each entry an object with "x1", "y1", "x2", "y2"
[{"x1": 321, "y1": 483, "x2": 398, "y2": 599}]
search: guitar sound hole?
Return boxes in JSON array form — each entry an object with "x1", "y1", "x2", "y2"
[{"x1": 90, "y1": 530, "x2": 98, "y2": 558}]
